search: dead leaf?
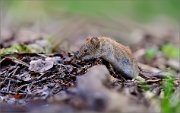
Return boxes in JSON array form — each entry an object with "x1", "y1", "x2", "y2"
[{"x1": 29, "y1": 59, "x2": 54, "y2": 73}]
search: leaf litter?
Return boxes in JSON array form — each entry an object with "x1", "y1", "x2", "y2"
[{"x1": 0, "y1": 50, "x2": 179, "y2": 113}]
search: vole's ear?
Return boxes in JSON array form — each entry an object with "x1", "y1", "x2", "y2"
[
  {"x1": 90, "y1": 37, "x2": 100, "y2": 47},
  {"x1": 86, "y1": 36, "x2": 93, "y2": 41},
  {"x1": 86, "y1": 37, "x2": 90, "y2": 41}
]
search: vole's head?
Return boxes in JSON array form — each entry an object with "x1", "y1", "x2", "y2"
[{"x1": 77, "y1": 37, "x2": 100, "y2": 59}]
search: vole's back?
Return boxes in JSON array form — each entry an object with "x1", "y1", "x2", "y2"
[{"x1": 99, "y1": 37, "x2": 139, "y2": 79}]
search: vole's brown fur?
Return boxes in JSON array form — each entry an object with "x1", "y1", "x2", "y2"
[{"x1": 77, "y1": 36, "x2": 139, "y2": 79}]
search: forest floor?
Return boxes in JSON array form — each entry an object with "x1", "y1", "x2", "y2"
[{"x1": 0, "y1": 18, "x2": 180, "y2": 113}]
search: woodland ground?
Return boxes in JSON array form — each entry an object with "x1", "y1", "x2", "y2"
[{"x1": 0, "y1": 1, "x2": 180, "y2": 113}]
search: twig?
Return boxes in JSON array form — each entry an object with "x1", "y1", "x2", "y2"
[
  {"x1": 33, "y1": 74, "x2": 57, "y2": 84},
  {"x1": 0, "y1": 90, "x2": 31, "y2": 95},
  {"x1": 5, "y1": 78, "x2": 22, "y2": 83},
  {"x1": 140, "y1": 70, "x2": 173, "y2": 79},
  {"x1": 16, "y1": 84, "x2": 29, "y2": 92},
  {"x1": 146, "y1": 79, "x2": 162, "y2": 83},
  {"x1": 11, "y1": 66, "x2": 19, "y2": 77},
  {"x1": 7, "y1": 80, "x2": 11, "y2": 92},
  {"x1": 137, "y1": 79, "x2": 162, "y2": 84},
  {"x1": 28, "y1": 74, "x2": 57, "y2": 90},
  {"x1": 11, "y1": 57, "x2": 30, "y2": 67}
]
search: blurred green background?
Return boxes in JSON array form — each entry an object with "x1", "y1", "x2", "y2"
[{"x1": 2, "y1": 0, "x2": 180, "y2": 22}]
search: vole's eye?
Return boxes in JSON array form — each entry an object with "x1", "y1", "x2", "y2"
[{"x1": 84, "y1": 49, "x2": 87, "y2": 53}]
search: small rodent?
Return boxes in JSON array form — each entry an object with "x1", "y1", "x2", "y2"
[{"x1": 77, "y1": 36, "x2": 139, "y2": 79}]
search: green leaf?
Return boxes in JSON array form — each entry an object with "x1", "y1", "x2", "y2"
[
  {"x1": 161, "y1": 72, "x2": 176, "y2": 113},
  {"x1": 0, "y1": 44, "x2": 32, "y2": 58},
  {"x1": 161, "y1": 43, "x2": 179, "y2": 59},
  {"x1": 144, "y1": 47, "x2": 157, "y2": 60},
  {"x1": 138, "y1": 83, "x2": 150, "y2": 91}
]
